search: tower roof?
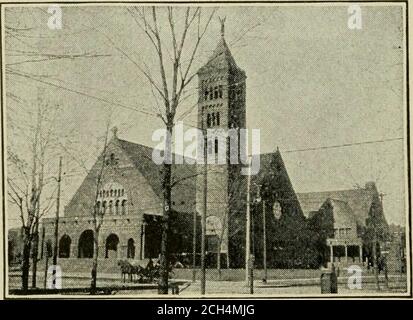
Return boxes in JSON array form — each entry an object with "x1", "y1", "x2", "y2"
[{"x1": 198, "y1": 29, "x2": 241, "y2": 74}]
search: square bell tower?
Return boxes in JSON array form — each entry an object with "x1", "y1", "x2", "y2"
[{"x1": 196, "y1": 20, "x2": 247, "y2": 268}]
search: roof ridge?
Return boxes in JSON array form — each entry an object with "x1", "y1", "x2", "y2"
[{"x1": 117, "y1": 138, "x2": 197, "y2": 162}]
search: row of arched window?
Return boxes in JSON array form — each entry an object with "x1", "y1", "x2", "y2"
[
  {"x1": 206, "y1": 112, "x2": 221, "y2": 128},
  {"x1": 99, "y1": 188, "x2": 125, "y2": 198},
  {"x1": 201, "y1": 76, "x2": 224, "y2": 86},
  {"x1": 96, "y1": 199, "x2": 128, "y2": 215},
  {"x1": 74, "y1": 231, "x2": 136, "y2": 259},
  {"x1": 204, "y1": 85, "x2": 224, "y2": 101},
  {"x1": 229, "y1": 87, "x2": 243, "y2": 101}
]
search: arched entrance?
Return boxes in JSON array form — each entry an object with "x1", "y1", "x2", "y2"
[
  {"x1": 78, "y1": 230, "x2": 94, "y2": 258},
  {"x1": 127, "y1": 238, "x2": 135, "y2": 259},
  {"x1": 105, "y1": 233, "x2": 119, "y2": 259},
  {"x1": 58, "y1": 234, "x2": 71, "y2": 258}
]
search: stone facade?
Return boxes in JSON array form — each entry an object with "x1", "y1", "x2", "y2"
[{"x1": 42, "y1": 134, "x2": 196, "y2": 262}]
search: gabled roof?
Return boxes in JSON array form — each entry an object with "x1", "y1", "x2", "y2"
[
  {"x1": 297, "y1": 183, "x2": 379, "y2": 226},
  {"x1": 117, "y1": 138, "x2": 164, "y2": 197},
  {"x1": 116, "y1": 138, "x2": 197, "y2": 206},
  {"x1": 322, "y1": 198, "x2": 359, "y2": 228},
  {"x1": 251, "y1": 149, "x2": 304, "y2": 217},
  {"x1": 198, "y1": 36, "x2": 240, "y2": 74}
]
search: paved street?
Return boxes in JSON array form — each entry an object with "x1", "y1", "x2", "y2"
[{"x1": 8, "y1": 271, "x2": 407, "y2": 296}]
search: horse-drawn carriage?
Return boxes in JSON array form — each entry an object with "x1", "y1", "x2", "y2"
[{"x1": 117, "y1": 259, "x2": 173, "y2": 283}]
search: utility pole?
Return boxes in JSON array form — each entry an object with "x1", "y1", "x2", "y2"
[
  {"x1": 51, "y1": 156, "x2": 62, "y2": 289},
  {"x1": 245, "y1": 156, "x2": 252, "y2": 286},
  {"x1": 200, "y1": 129, "x2": 207, "y2": 295},
  {"x1": 53, "y1": 156, "x2": 62, "y2": 267},
  {"x1": 192, "y1": 208, "x2": 197, "y2": 282},
  {"x1": 262, "y1": 199, "x2": 267, "y2": 283},
  {"x1": 254, "y1": 183, "x2": 267, "y2": 283},
  {"x1": 379, "y1": 193, "x2": 389, "y2": 289}
]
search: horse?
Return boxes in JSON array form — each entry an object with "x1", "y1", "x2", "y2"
[
  {"x1": 117, "y1": 260, "x2": 133, "y2": 282},
  {"x1": 131, "y1": 264, "x2": 145, "y2": 283}
]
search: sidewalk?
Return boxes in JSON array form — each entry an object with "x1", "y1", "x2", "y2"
[{"x1": 8, "y1": 271, "x2": 407, "y2": 295}]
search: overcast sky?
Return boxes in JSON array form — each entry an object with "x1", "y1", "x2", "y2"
[{"x1": 4, "y1": 3, "x2": 407, "y2": 228}]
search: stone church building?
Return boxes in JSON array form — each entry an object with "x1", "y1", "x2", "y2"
[
  {"x1": 40, "y1": 25, "x2": 306, "y2": 269},
  {"x1": 40, "y1": 24, "x2": 390, "y2": 270}
]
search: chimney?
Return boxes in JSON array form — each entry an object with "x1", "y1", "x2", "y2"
[{"x1": 365, "y1": 181, "x2": 376, "y2": 190}]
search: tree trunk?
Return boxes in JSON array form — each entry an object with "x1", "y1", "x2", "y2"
[
  {"x1": 91, "y1": 229, "x2": 99, "y2": 294},
  {"x1": 21, "y1": 234, "x2": 31, "y2": 292},
  {"x1": 158, "y1": 125, "x2": 173, "y2": 294},
  {"x1": 31, "y1": 230, "x2": 39, "y2": 288}
]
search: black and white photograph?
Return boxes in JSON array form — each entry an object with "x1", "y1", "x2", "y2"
[{"x1": 0, "y1": 0, "x2": 410, "y2": 299}]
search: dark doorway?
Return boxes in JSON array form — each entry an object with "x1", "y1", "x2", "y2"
[
  {"x1": 59, "y1": 234, "x2": 71, "y2": 258},
  {"x1": 46, "y1": 239, "x2": 53, "y2": 258},
  {"x1": 145, "y1": 220, "x2": 162, "y2": 259},
  {"x1": 127, "y1": 238, "x2": 135, "y2": 259},
  {"x1": 78, "y1": 230, "x2": 94, "y2": 258},
  {"x1": 105, "y1": 234, "x2": 119, "y2": 259}
]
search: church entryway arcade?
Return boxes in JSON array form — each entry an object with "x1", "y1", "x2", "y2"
[
  {"x1": 105, "y1": 233, "x2": 119, "y2": 259},
  {"x1": 78, "y1": 230, "x2": 94, "y2": 258},
  {"x1": 58, "y1": 234, "x2": 71, "y2": 258}
]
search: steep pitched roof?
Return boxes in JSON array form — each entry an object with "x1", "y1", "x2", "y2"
[
  {"x1": 116, "y1": 138, "x2": 197, "y2": 209},
  {"x1": 198, "y1": 36, "x2": 240, "y2": 74},
  {"x1": 297, "y1": 183, "x2": 379, "y2": 226},
  {"x1": 251, "y1": 149, "x2": 304, "y2": 217},
  {"x1": 117, "y1": 138, "x2": 164, "y2": 197}
]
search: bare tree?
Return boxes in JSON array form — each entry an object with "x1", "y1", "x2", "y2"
[
  {"x1": 118, "y1": 6, "x2": 217, "y2": 294},
  {"x1": 7, "y1": 97, "x2": 61, "y2": 291},
  {"x1": 89, "y1": 123, "x2": 112, "y2": 294},
  {"x1": 60, "y1": 118, "x2": 114, "y2": 294}
]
